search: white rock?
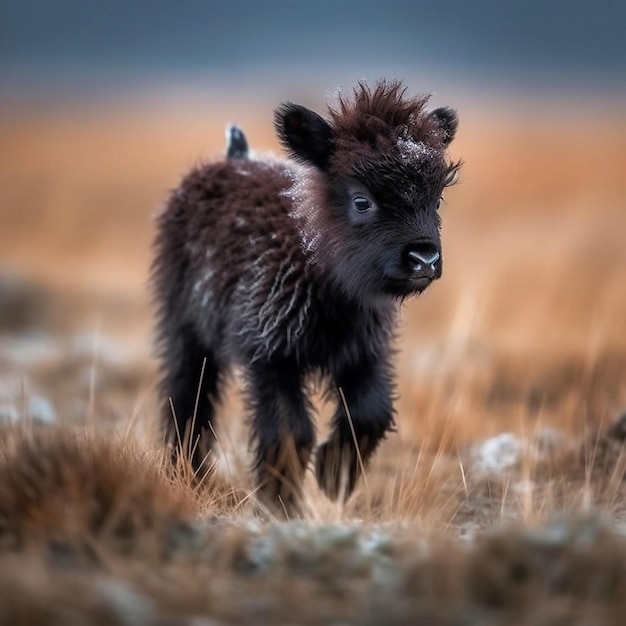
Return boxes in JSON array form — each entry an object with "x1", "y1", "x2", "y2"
[
  {"x1": 471, "y1": 432, "x2": 524, "y2": 476},
  {"x1": 28, "y1": 395, "x2": 56, "y2": 424}
]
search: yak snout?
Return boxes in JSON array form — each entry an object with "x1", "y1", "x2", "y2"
[{"x1": 405, "y1": 242, "x2": 442, "y2": 280}]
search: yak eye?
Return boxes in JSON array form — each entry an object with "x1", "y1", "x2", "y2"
[
  {"x1": 353, "y1": 196, "x2": 373, "y2": 213},
  {"x1": 437, "y1": 195, "x2": 444, "y2": 210}
]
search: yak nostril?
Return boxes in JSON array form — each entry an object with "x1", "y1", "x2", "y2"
[{"x1": 407, "y1": 250, "x2": 440, "y2": 269}]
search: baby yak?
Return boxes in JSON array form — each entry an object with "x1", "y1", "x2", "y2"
[{"x1": 152, "y1": 80, "x2": 460, "y2": 513}]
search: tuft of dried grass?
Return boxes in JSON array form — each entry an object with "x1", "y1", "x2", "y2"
[{"x1": 0, "y1": 424, "x2": 199, "y2": 559}]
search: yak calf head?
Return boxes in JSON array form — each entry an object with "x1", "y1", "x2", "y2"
[{"x1": 275, "y1": 81, "x2": 460, "y2": 304}]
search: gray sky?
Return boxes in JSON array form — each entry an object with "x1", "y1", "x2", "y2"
[{"x1": 1, "y1": 0, "x2": 625, "y2": 98}]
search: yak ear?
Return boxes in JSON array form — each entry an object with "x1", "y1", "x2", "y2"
[
  {"x1": 274, "y1": 103, "x2": 335, "y2": 170},
  {"x1": 431, "y1": 106, "x2": 458, "y2": 145}
]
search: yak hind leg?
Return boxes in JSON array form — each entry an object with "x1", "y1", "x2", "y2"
[{"x1": 160, "y1": 323, "x2": 224, "y2": 476}]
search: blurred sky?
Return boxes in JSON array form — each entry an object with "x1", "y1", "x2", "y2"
[{"x1": 1, "y1": 0, "x2": 625, "y2": 104}]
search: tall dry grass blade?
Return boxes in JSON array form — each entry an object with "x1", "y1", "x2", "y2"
[
  {"x1": 188, "y1": 356, "x2": 207, "y2": 462},
  {"x1": 169, "y1": 397, "x2": 181, "y2": 452},
  {"x1": 458, "y1": 455, "x2": 468, "y2": 500},
  {"x1": 338, "y1": 386, "x2": 369, "y2": 495}
]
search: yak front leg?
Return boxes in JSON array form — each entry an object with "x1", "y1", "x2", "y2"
[
  {"x1": 316, "y1": 357, "x2": 395, "y2": 501},
  {"x1": 247, "y1": 363, "x2": 315, "y2": 516}
]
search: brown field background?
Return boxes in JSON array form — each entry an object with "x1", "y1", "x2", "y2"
[
  {"x1": 0, "y1": 91, "x2": 626, "y2": 526},
  {"x1": 1, "y1": 90, "x2": 626, "y2": 621}
]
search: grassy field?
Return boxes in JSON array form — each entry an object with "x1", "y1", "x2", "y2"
[{"x1": 0, "y1": 92, "x2": 625, "y2": 623}]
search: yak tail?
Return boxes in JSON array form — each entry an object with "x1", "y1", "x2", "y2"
[{"x1": 226, "y1": 125, "x2": 249, "y2": 160}]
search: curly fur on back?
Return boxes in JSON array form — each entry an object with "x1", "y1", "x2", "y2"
[{"x1": 151, "y1": 80, "x2": 460, "y2": 514}]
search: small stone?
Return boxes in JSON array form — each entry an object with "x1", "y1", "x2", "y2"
[
  {"x1": 28, "y1": 395, "x2": 56, "y2": 424},
  {"x1": 471, "y1": 433, "x2": 523, "y2": 476}
]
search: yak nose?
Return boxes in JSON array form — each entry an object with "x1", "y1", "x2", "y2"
[{"x1": 406, "y1": 243, "x2": 441, "y2": 278}]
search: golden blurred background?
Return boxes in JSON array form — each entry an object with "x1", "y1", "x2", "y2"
[{"x1": 1, "y1": 0, "x2": 625, "y2": 451}]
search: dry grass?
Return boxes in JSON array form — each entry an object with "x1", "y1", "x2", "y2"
[
  {"x1": 0, "y1": 92, "x2": 625, "y2": 623},
  {"x1": 0, "y1": 422, "x2": 626, "y2": 624}
]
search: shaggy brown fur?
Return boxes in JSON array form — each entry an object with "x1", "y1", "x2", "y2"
[{"x1": 151, "y1": 80, "x2": 460, "y2": 514}]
